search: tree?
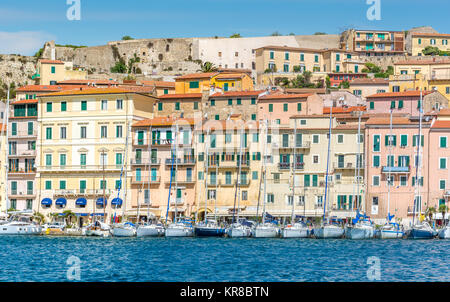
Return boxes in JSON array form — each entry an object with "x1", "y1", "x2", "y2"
[
  {"x1": 62, "y1": 210, "x2": 76, "y2": 227},
  {"x1": 291, "y1": 71, "x2": 315, "y2": 88},
  {"x1": 271, "y1": 31, "x2": 282, "y2": 36},
  {"x1": 122, "y1": 35, "x2": 134, "y2": 41},
  {"x1": 197, "y1": 61, "x2": 218, "y2": 73},
  {"x1": 264, "y1": 65, "x2": 277, "y2": 74},
  {"x1": 33, "y1": 211, "x2": 45, "y2": 224},
  {"x1": 339, "y1": 80, "x2": 350, "y2": 89},
  {"x1": 325, "y1": 76, "x2": 331, "y2": 88},
  {"x1": 229, "y1": 33, "x2": 241, "y2": 38},
  {"x1": 438, "y1": 204, "x2": 448, "y2": 221},
  {"x1": 111, "y1": 61, "x2": 127, "y2": 73},
  {"x1": 422, "y1": 46, "x2": 440, "y2": 56},
  {"x1": 314, "y1": 32, "x2": 327, "y2": 35},
  {"x1": 426, "y1": 207, "x2": 436, "y2": 222},
  {"x1": 361, "y1": 63, "x2": 382, "y2": 74}
]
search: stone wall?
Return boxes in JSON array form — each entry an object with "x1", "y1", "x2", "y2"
[{"x1": 0, "y1": 54, "x2": 37, "y2": 93}]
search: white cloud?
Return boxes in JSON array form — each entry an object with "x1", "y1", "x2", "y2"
[{"x1": 0, "y1": 31, "x2": 56, "y2": 56}]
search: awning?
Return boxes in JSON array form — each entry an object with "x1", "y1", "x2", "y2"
[
  {"x1": 76, "y1": 198, "x2": 87, "y2": 206},
  {"x1": 111, "y1": 198, "x2": 123, "y2": 206},
  {"x1": 55, "y1": 198, "x2": 67, "y2": 206},
  {"x1": 96, "y1": 197, "x2": 107, "y2": 206},
  {"x1": 75, "y1": 213, "x2": 89, "y2": 217},
  {"x1": 41, "y1": 198, "x2": 52, "y2": 206},
  {"x1": 90, "y1": 213, "x2": 105, "y2": 217}
]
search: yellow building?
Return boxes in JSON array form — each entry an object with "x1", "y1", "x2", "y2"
[
  {"x1": 175, "y1": 72, "x2": 253, "y2": 94},
  {"x1": 36, "y1": 88, "x2": 156, "y2": 226},
  {"x1": 194, "y1": 118, "x2": 261, "y2": 221},
  {"x1": 33, "y1": 59, "x2": 87, "y2": 85},
  {"x1": 411, "y1": 32, "x2": 450, "y2": 56}
]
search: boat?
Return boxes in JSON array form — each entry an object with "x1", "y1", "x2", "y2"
[
  {"x1": 111, "y1": 222, "x2": 136, "y2": 237},
  {"x1": 314, "y1": 222, "x2": 345, "y2": 239},
  {"x1": 346, "y1": 217, "x2": 375, "y2": 239},
  {"x1": 380, "y1": 222, "x2": 404, "y2": 239},
  {"x1": 194, "y1": 220, "x2": 225, "y2": 237},
  {"x1": 408, "y1": 222, "x2": 437, "y2": 239},
  {"x1": 165, "y1": 219, "x2": 194, "y2": 237},
  {"x1": 84, "y1": 221, "x2": 110, "y2": 237},
  {"x1": 136, "y1": 223, "x2": 165, "y2": 237},
  {"x1": 252, "y1": 222, "x2": 280, "y2": 238},
  {"x1": 314, "y1": 107, "x2": 344, "y2": 239},
  {"x1": 281, "y1": 221, "x2": 309, "y2": 238},
  {"x1": 380, "y1": 109, "x2": 404, "y2": 239},
  {"x1": 0, "y1": 214, "x2": 42, "y2": 235},
  {"x1": 438, "y1": 225, "x2": 450, "y2": 239},
  {"x1": 226, "y1": 221, "x2": 252, "y2": 238}
]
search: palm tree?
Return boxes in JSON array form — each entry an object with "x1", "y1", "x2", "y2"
[
  {"x1": 32, "y1": 211, "x2": 45, "y2": 224},
  {"x1": 62, "y1": 210, "x2": 76, "y2": 227},
  {"x1": 438, "y1": 204, "x2": 448, "y2": 222},
  {"x1": 426, "y1": 207, "x2": 436, "y2": 222},
  {"x1": 198, "y1": 61, "x2": 218, "y2": 73}
]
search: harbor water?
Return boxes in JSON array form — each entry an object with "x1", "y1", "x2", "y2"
[{"x1": 0, "y1": 236, "x2": 449, "y2": 282}]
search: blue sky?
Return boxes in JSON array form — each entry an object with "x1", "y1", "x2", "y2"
[{"x1": 0, "y1": 0, "x2": 448, "y2": 56}]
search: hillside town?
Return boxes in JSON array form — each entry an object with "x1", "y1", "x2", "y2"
[{"x1": 1, "y1": 26, "x2": 450, "y2": 239}]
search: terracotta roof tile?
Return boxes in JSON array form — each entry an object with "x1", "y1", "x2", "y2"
[
  {"x1": 133, "y1": 117, "x2": 195, "y2": 127},
  {"x1": 175, "y1": 72, "x2": 218, "y2": 80},
  {"x1": 350, "y1": 78, "x2": 389, "y2": 85},
  {"x1": 366, "y1": 90, "x2": 433, "y2": 98},
  {"x1": 259, "y1": 93, "x2": 312, "y2": 100},
  {"x1": 39, "y1": 59, "x2": 64, "y2": 64},
  {"x1": 432, "y1": 120, "x2": 450, "y2": 128},
  {"x1": 12, "y1": 99, "x2": 38, "y2": 104},
  {"x1": 38, "y1": 87, "x2": 138, "y2": 97},
  {"x1": 323, "y1": 106, "x2": 366, "y2": 114},
  {"x1": 209, "y1": 90, "x2": 265, "y2": 98},
  {"x1": 412, "y1": 32, "x2": 450, "y2": 38},
  {"x1": 58, "y1": 79, "x2": 119, "y2": 85},
  {"x1": 394, "y1": 59, "x2": 450, "y2": 65},
  {"x1": 141, "y1": 80, "x2": 175, "y2": 87},
  {"x1": 159, "y1": 93, "x2": 202, "y2": 99},
  {"x1": 213, "y1": 73, "x2": 247, "y2": 80}
]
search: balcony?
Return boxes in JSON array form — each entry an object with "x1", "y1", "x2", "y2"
[
  {"x1": 8, "y1": 150, "x2": 36, "y2": 157},
  {"x1": 164, "y1": 158, "x2": 196, "y2": 166},
  {"x1": 278, "y1": 162, "x2": 291, "y2": 170},
  {"x1": 334, "y1": 162, "x2": 362, "y2": 170},
  {"x1": 150, "y1": 139, "x2": 174, "y2": 146},
  {"x1": 219, "y1": 180, "x2": 235, "y2": 187},
  {"x1": 8, "y1": 167, "x2": 37, "y2": 175},
  {"x1": 9, "y1": 130, "x2": 38, "y2": 138},
  {"x1": 444, "y1": 190, "x2": 450, "y2": 198},
  {"x1": 8, "y1": 191, "x2": 36, "y2": 198},
  {"x1": 382, "y1": 165, "x2": 410, "y2": 174},
  {"x1": 39, "y1": 165, "x2": 123, "y2": 173},
  {"x1": 214, "y1": 160, "x2": 250, "y2": 169},
  {"x1": 130, "y1": 158, "x2": 161, "y2": 165},
  {"x1": 131, "y1": 176, "x2": 161, "y2": 185},
  {"x1": 167, "y1": 178, "x2": 195, "y2": 185},
  {"x1": 170, "y1": 199, "x2": 184, "y2": 206}
]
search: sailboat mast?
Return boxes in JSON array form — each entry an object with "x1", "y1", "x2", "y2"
[
  {"x1": 356, "y1": 112, "x2": 362, "y2": 212},
  {"x1": 413, "y1": 90, "x2": 423, "y2": 225},
  {"x1": 262, "y1": 119, "x2": 268, "y2": 225},
  {"x1": 203, "y1": 128, "x2": 210, "y2": 223},
  {"x1": 4, "y1": 88, "x2": 9, "y2": 215},
  {"x1": 146, "y1": 126, "x2": 152, "y2": 223},
  {"x1": 102, "y1": 150, "x2": 106, "y2": 221},
  {"x1": 174, "y1": 124, "x2": 179, "y2": 222},
  {"x1": 236, "y1": 126, "x2": 244, "y2": 223},
  {"x1": 323, "y1": 106, "x2": 332, "y2": 222},
  {"x1": 291, "y1": 119, "x2": 297, "y2": 223},
  {"x1": 387, "y1": 109, "x2": 393, "y2": 221}
]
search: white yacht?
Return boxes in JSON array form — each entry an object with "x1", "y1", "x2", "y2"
[
  {"x1": 111, "y1": 222, "x2": 136, "y2": 237},
  {"x1": 438, "y1": 225, "x2": 450, "y2": 239},
  {"x1": 314, "y1": 223, "x2": 345, "y2": 239},
  {"x1": 165, "y1": 221, "x2": 193, "y2": 237},
  {"x1": 346, "y1": 219, "x2": 375, "y2": 240},
  {"x1": 252, "y1": 223, "x2": 280, "y2": 238},
  {"x1": 380, "y1": 222, "x2": 404, "y2": 239},
  {"x1": 137, "y1": 223, "x2": 165, "y2": 237},
  {"x1": 281, "y1": 221, "x2": 309, "y2": 238},
  {"x1": 226, "y1": 222, "x2": 252, "y2": 238},
  {"x1": 84, "y1": 221, "x2": 111, "y2": 237},
  {"x1": 0, "y1": 215, "x2": 42, "y2": 235}
]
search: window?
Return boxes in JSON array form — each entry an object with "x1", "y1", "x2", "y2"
[
  {"x1": 413, "y1": 135, "x2": 424, "y2": 147},
  {"x1": 116, "y1": 153, "x2": 123, "y2": 165},
  {"x1": 80, "y1": 154, "x2": 87, "y2": 166},
  {"x1": 80, "y1": 126, "x2": 87, "y2": 139},
  {"x1": 100, "y1": 180, "x2": 107, "y2": 190},
  {"x1": 283, "y1": 64, "x2": 289, "y2": 72},
  {"x1": 400, "y1": 176, "x2": 407, "y2": 186},
  {"x1": 101, "y1": 126, "x2": 107, "y2": 138},
  {"x1": 313, "y1": 155, "x2": 319, "y2": 164},
  {"x1": 45, "y1": 180, "x2": 52, "y2": 190},
  {"x1": 189, "y1": 81, "x2": 199, "y2": 89},
  {"x1": 45, "y1": 154, "x2": 52, "y2": 167},
  {"x1": 198, "y1": 171, "x2": 204, "y2": 180},
  {"x1": 210, "y1": 99, "x2": 215, "y2": 106},
  {"x1": 439, "y1": 158, "x2": 447, "y2": 169},
  {"x1": 252, "y1": 171, "x2": 258, "y2": 180},
  {"x1": 59, "y1": 180, "x2": 66, "y2": 190},
  {"x1": 267, "y1": 194, "x2": 275, "y2": 203},
  {"x1": 175, "y1": 102, "x2": 180, "y2": 110},
  {"x1": 270, "y1": 51, "x2": 274, "y2": 59},
  {"x1": 60, "y1": 127, "x2": 67, "y2": 139},
  {"x1": 373, "y1": 135, "x2": 380, "y2": 152},
  {"x1": 385, "y1": 135, "x2": 396, "y2": 146},
  {"x1": 390, "y1": 101, "x2": 396, "y2": 109},
  {"x1": 194, "y1": 101, "x2": 199, "y2": 110},
  {"x1": 283, "y1": 104, "x2": 288, "y2": 112},
  {"x1": 51, "y1": 66, "x2": 56, "y2": 74},
  {"x1": 369, "y1": 102, "x2": 374, "y2": 110},
  {"x1": 158, "y1": 103, "x2": 163, "y2": 111},
  {"x1": 81, "y1": 101, "x2": 87, "y2": 111},
  {"x1": 313, "y1": 135, "x2": 319, "y2": 144},
  {"x1": 440, "y1": 137, "x2": 447, "y2": 148},
  {"x1": 337, "y1": 134, "x2": 344, "y2": 144},
  {"x1": 372, "y1": 176, "x2": 380, "y2": 186},
  {"x1": 60, "y1": 154, "x2": 66, "y2": 166},
  {"x1": 373, "y1": 155, "x2": 380, "y2": 167},
  {"x1": 251, "y1": 98, "x2": 256, "y2": 105},
  {"x1": 304, "y1": 175, "x2": 310, "y2": 187},
  {"x1": 116, "y1": 125, "x2": 123, "y2": 138},
  {"x1": 101, "y1": 100, "x2": 108, "y2": 110},
  {"x1": 215, "y1": 115, "x2": 219, "y2": 120},
  {"x1": 116, "y1": 99, "x2": 123, "y2": 110},
  {"x1": 314, "y1": 55, "x2": 319, "y2": 63},
  {"x1": 268, "y1": 104, "x2": 273, "y2": 112},
  {"x1": 46, "y1": 127, "x2": 52, "y2": 140},
  {"x1": 46, "y1": 102, "x2": 52, "y2": 112},
  {"x1": 237, "y1": 99, "x2": 241, "y2": 105},
  {"x1": 285, "y1": 52, "x2": 289, "y2": 60},
  {"x1": 440, "y1": 180, "x2": 446, "y2": 190},
  {"x1": 251, "y1": 114, "x2": 256, "y2": 121}
]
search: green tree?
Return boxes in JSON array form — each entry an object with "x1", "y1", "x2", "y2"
[
  {"x1": 271, "y1": 31, "x2": 282, "y2": 36},
  {"x1": 426, "y1": 207, "x2": 436, "y2": 221},
  {"x1": 438, "y1": 204, "x2": 448, "y2": 221},
  {"x1": 229, "y1": 33, "x2": 241, "y2": 38},
  {"x1": 291, "y1": 71, "x2": 315, "y2": 88},
  {"x1": 111, "y1": 61, "x2": 127, "y2": 73},
  {"x1": 325, "y1": 76, "x2": 331, "y2": 88},
  {"x1": 197, "y1": 61, "x2": 218, "y2": 73},
  {"x1": 339, "y1": 80, "x2": 350, "y2": 89},
  {"x1": 33, "y1": 211, "x2": 45, "y2": 224},
  {"x1": 62, "y1": 210, "x2": 76, "y2": 227},
  {"x1": 122, "y1": 35, "x2": 134, "y2": 41},
  {"x1": 422, "y1": 46, "x2": 440, "y2": 56}
]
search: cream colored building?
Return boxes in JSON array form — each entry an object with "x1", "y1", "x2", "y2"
[
  {"x1": 0, "y1": 123, "x2": 6, "y2": 213},
  {"x1": 34, "y1": 59, "x2": 87, "y2": 86},
  {"x1": 36, "y1": 88, "x2": 156, "y2": 226},
  {"x1": 411, "y1": 32, "x2": 450, "y2": 56},
  {"x1": 348, "y1": 78, "x2": 389, "y2": 100}
]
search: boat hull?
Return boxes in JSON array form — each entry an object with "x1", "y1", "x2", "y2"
[
  {"x1": 252, "y1": 227, "x2": 279, "y2": 238},
  {"x1": 226, "y1": 226, "x2": 251, "y2": 238},
  {"x1": 111, "y1": 227, "x2": 136, "y2": 237},
  {"x1": 165, "y1": 227, "x2": 193, "y2": 237},
  {"x1": 380, "y1": 229, "x2": 403, "y2": 239},
  {"x1": 86, "y1": 229, "x2": 109, "y2": 237},
  {"x1": 136, "y1": 226, "x2": 164, "y2": 237},
  {"x1": 0, "y1": 224, "x2": 42, "y2": 235},
  {"x1": 194, "y1": 226, "x2": 225, "y2": 237},
  {"x1": 314, "y1": 226, "x2": 344, "y2": 239},
  {"x1": 438, "y1": 227, "x2": 450, "y2": 239},
  {"x1": 408, "y1": 229, "x2": 436, "y2": 239},
  {"x1": 281, "y1": 227, "x2": 309, "y2": 238},
  {"x1": 346, "y1": 226, "x2": 374, "y2": 240}
]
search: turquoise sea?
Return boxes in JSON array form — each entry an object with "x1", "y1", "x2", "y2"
[{"x1": 0, "y1": 236, "x2": 449, "y2": 282}]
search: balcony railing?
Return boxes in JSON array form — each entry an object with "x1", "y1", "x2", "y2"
[
  {"x1": 208, "y1": 160, "x2": 250, "y2": 168},
  {"x1": 334, "y1": 162, "x2": 360, "y2": 170},
  {"x1": 278, "y1": 162, "x2": 291, "y2": 170},
  {"x1": 9, "y1": 167, "x2": 37, "y2": 174},
  {"x1": 165, "y1": 158, "x2": 196, "y2": 165},
  {"x1": 130, "y1": 158, "x2": 161, "y2": 165},
  {"x1": 9, "y1": 130, "x2": 38, "y2": 138},
  {"x1": 219, "y1": 180, "x2": 235, "y2": 187},
  {"x1": 39, "y1": 165, "x2": 123, "y2": 172},
  {"x1": 381, "y1": 165, "x2": 410, "y2": 173},
  {"x1": 132, "y1": 176, "x2": 161, "y2": 185},
  {"x1": 54, "y1": 189, "x2": 113, "y2": 196}
]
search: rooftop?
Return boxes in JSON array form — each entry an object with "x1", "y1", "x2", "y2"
[
  {"x1": 133, "y1": 117, "x2": 195, "y2": 127},
  {"x1": 38, "y1": 87, "x2": 139, "y2": 97},
  {"x1": 350, "y1": 78, "x2": 389, "y2": 85},
  {"x1": 210, "y1": 90, "x2": 265, "y2": 98},
  {"x1": 175, "y1": 72, "x2": 219, "y2": 80},
  {"x1": 39, "y1": 59, "x2": 64, "y2": 65},
  {"x1": 366, "y1": 90, "x2": 433, "y2": 98},
  {"x1": 259, "y1": 93, "x2": 312, "y2": 100},
  {"x1": 159, "y1": 93, "x2": 203, "y2": 99}
]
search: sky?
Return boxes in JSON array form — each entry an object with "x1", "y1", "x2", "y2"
[{"x1": 0, "y1": 0, "x2": 449, "y2": 56}]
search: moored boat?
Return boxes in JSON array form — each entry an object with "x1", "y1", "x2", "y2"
[
  {"x1": 194, "y1": 220, "x2": 225, "y2": 237},
  {"x1": 111, "y1": 222, "x2": 136, "y2": 237},
  {"x1": 0, "y1": 214, "x2": 42, "y2": 235},
  {"x1": 252, "y1": 223, "x2": 279, "y2": 238},
  {"x1": 136, "y1": 223, "x2": 165, "y2": 237},
  {"x1": 314, "y1": 223, "x2": 344, "y2": 239},
  {"x1": 438, "y1": 225, "x2": 450, "y2": 239},
  {"x1": 165, "y1": 221, "x2": 194, "y2": 237},
  {"x1": 226, "y1": 222, "x2": 252, "y2": 238},
  {"x1": 380, "y1": 222, "x2": 404, "y2": 239},
  {"x1": 408, "y1": 222, "x2": 437, "y2": 239},
  {"x1": 281, "y1": 221, "x2": 309, "y2": 238}
]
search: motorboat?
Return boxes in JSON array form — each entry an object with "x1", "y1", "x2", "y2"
[
  {"x1": 111, "y1": 222, "x2": 136, "y2": 237},
  {"x1": 380, "y1": 222, "x2": 404, "y2": 239},
  {"x1": 346, "y1": 219, "x2": 375, "y2": 240},
  {"x1": 252, "y1": 223, "x2": 280, "y2": 238},
  {"x1": 313, "y1": 223, "x2": 344, "y2": 239},
  {"x1": 194, "y1": 220, "x2": 225, "y2": 237},
  {"x1": 0, "y1": 215, "x2": 42, "y2": 235},
  {"x1": 408, "y1": 222, "x2": 437, "y2": 239},
  {"x1": 281, "y1": 221, "x2": 309, "y2": 238},
  {"x1": 85, "y1": 221, "x2": 111, "y2": 237},
  {"x1": 438, "y1": 225, "x2": 450, "y2": 239},
  {"x1": 226, "y1": 221, "x2": 253, "y2": 238},
  {"x1": 136, "y1": 222, "x2": 165, "y2": 237},
  {"x1": 165, "y1": 220, "x2": 194, "y2": 237}
]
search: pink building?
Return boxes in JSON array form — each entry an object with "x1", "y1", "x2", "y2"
[
  {"x1": 365, "y1": 115, "x2": 431, "y2": 224},
  {"x1": 258, "y1": 93, "x2": 323, "y2": 125},
  {"x1": 366, "y1": 90, "x2": 447, "y2": 116},
  {"x1": 8, "y1": 99, "x2": 38, "y2": 211},
  {"x1": 130, "y1": 117, "x2": 196, "y2": 222},
  {"x1": 428, "y1": 109, "x2": 450, "y2": 214}
]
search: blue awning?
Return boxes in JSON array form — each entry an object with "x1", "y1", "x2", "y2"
[
  {"x1": 56, "y1": 198, "x2": 67, "y2": 206},
  {"x1": 111, "y1": 198, "x2": 123, "y2": 206},
  {"x1": 90, "y1": 213, "x2": 105, "y2": 217},
  {"x1": 41, "y1": 198, "x2": 52, "y2": 206},
  {"x1": 75, "y1": 213, "x2": 89, "y2": 217},
  {"x1": 76, "y1": 198, "x2": 87, "y2": 206},
  {"x1": 96, "y1": 197, "x2": 107, "y2": 206}
]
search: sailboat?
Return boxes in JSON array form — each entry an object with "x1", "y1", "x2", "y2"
[
  {"x1": 252, "y1": 120, "x2": 280, "y2": 238},
  {"x1": 165, "y1": 124, "x2": 193, "y2": 237},
  {"x1": 111, "y1": 123, "x2": 136, "y2": 237},
  {"x1": 438, "y1": 224, "x2": 450, "y2": 239},
  {"x1": 379, "y1": 109, "x2": 404, "y2": 239},
  {"x1": 281, "y1": 118, "x2": 309, "y2": 238},
  {"x1": 346, "y1": 111, "x2": 375, "y2": 239},
  {"x1": 85, "y1": 220, "x2": 110, "y2": 237},
  {"x1": 313, "y1": 106, "x2": 345, "y2": 239},
  {"x1": 137, "y1": 125, "x2": 165, "y2": 237},
  {"x1": 408, "y1": 91, "x2": 437, "y2": 239},
  {"x1": 226, "y1": 126, "x2": 252, "y2": 238}
]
